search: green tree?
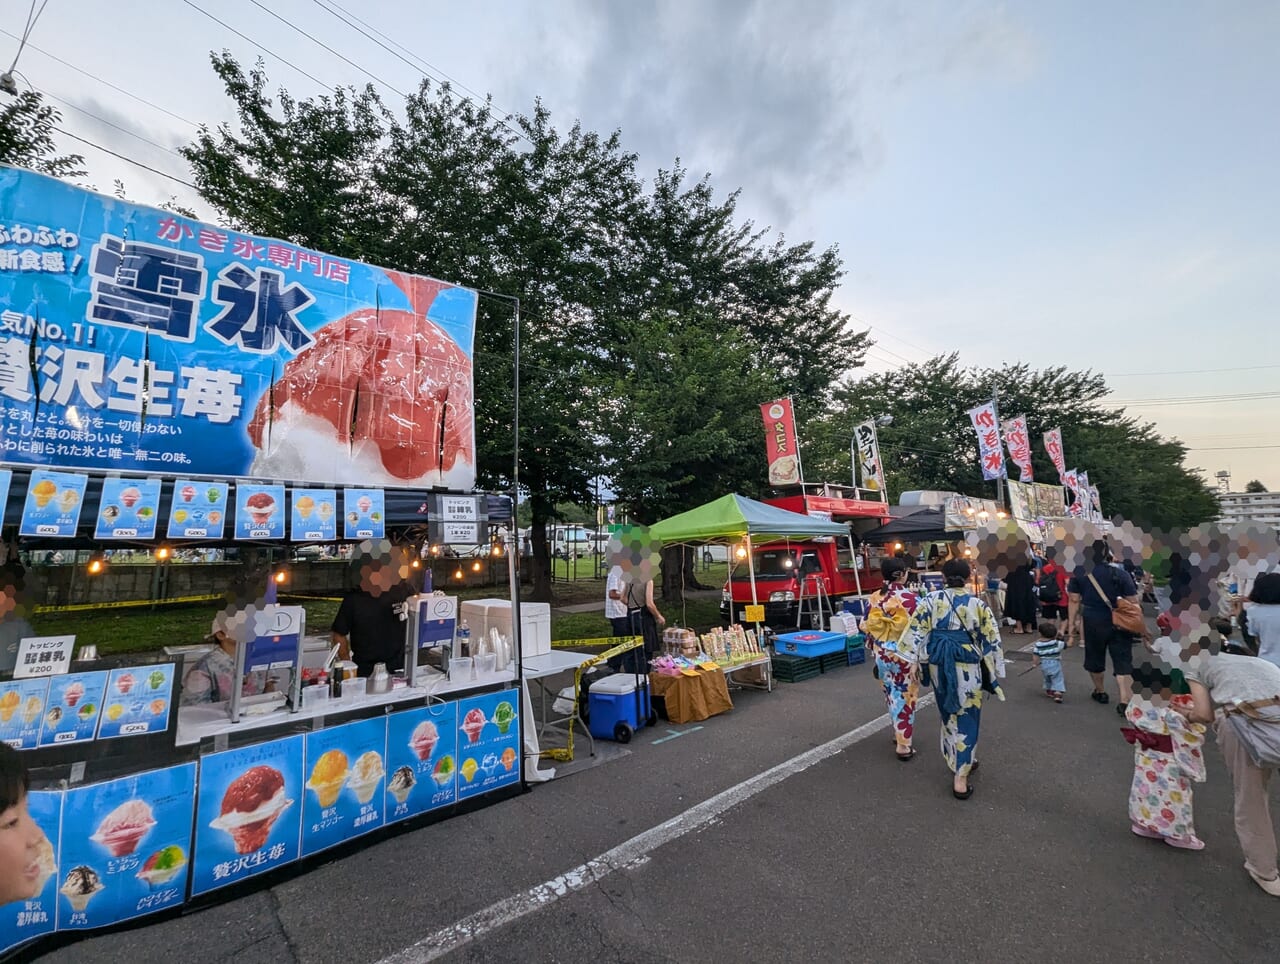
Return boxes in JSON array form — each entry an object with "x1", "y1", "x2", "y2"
[
  {"x1": 0, "y1": 89, "x2": 85, "y2": 178},
  {"x1": 805, "y1": 356, "x2": 1219, "y2": 529},
  {"x1": 1245, "y1": 479, "x2": 1268, "y2": 493}
]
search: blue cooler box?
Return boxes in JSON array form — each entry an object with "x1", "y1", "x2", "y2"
[
  {"x1": 588, "y1": 674, "x2": 651, "y2": 743},
  {"x1": 774, "y1": 630, "x2": 846, "y2": 658},
  {"x1": 841, "y1": 597, "x2": 871, "y2": 617}
]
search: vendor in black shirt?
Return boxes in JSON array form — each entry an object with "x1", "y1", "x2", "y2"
[{"x1": 331, "y1": 552, "x2": 412, "y2": 677}]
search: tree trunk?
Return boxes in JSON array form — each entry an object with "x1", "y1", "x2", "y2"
[
  {"x1": 528, "y1": 523, "x2": 552, "y2": 602},
  {"x1": 682, "y1": 546, "x2": 710, "y2": 591},
  {"x1": 659, "y1": 546, "x2": 684, "y2": 603}
]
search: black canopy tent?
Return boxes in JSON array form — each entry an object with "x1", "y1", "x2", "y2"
[{"x1": 857, "y1": 506, "x2": 962, "y2": 545}]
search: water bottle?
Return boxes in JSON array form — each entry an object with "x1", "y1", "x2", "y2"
[{"x1": 457, "y1": 619, "x2": 471, "y2": 658}]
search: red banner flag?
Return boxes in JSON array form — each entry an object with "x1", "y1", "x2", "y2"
[
  {"x1": 1003, "y1": 415, "x2": 1034, "y2": 482},
  {"x1": 761, "y1": 398, "x2": 801, "y2": 485},
  {"x1": 1043, "y1": 427, "x2": 1066, "y2": 482}
]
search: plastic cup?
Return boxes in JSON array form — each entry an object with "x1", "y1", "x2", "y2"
[
  {"x1": 449, "y1": 657, "x2": 473, "y2": 684},
  {"x1": 476, "y1": 654, "x2": 497, "y2": 678}
]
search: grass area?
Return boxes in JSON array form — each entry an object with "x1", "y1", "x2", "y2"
[
  {"x1": 37, "y1": 597, "x2": 343, "y2": 657},
  {"x1": 33, "y1": 575, "x2": 729, "y2": 656},
  {"x1": 551, "y1": 595, "x2": 724, "y2": 642}
]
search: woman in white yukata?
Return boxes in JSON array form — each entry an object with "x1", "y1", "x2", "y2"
[{"x1": 910, "y1": 558, "x2": 1004, "y2": 799}]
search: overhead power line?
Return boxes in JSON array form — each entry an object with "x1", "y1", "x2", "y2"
[
  {"x1": 54, "y1": 128, "x2": 198, "y2": 190},
  {"x1": 1108, "y1": 391, "x2": 1280, "y2": 407},
  {"x1": 1106, "y1": 363, "x2": 1280, "y2": 378},
  {"x1": 179, "y1": 0, "x2": 331, "y2": 90},
  {"x1": 0, "y1": 28, "x2": 199, "y2": 127}
]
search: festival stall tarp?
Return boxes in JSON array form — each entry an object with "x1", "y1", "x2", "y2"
[{"x1": 648, "y1": 493, "x2": 849, "y2": 545}]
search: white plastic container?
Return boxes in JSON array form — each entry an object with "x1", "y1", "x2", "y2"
[
  {"x1": 476, "y1": 653, "x2": 497, "y2": 678},
  {"x1": 490, "y1": 602, "x2": 552, "y2": 658},
  {"x1": 341, "y1": 677, "x2": 367, "y2": 702},
  {"x1": 459, "y1": 598, "x2": 513, "y2": 642}
]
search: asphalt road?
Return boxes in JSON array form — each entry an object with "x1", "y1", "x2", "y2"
[{"x1": 32, "y1": 639, "x2": 1280, "y2": 963}]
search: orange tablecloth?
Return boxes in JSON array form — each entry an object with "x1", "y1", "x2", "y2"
[{"x1": 648, "y1": 669, "x2": 734, "y2": 724}]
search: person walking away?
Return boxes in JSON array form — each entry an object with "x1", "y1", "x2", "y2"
[
  {"x1": 1067, "y1": 540, "x2": 1138, "y2": 715},
  {"x1": 1124, "y1": 664, "x2": 1207, "y2": 851},
  {"x1": 861, "y1": 558, "x2": 921, "y2": 760},
  {"x1": 1033, "y1": 620, "x2": 1067, "y2": 703},
  {"x1": 1240, "y1": 573, "x2": 1280, "y2": 669},
  {"x1": 1038, "y1": 549, "x2": 1069, "y2": 622},
  {"x1": 1002, "y1": 560, "x2": 1038, "y2": 634},
  {"x1": 1175, "y1": 650, "x2": 1280, "y2": 895},
  {"x1": 910, "y1": 558, "x2": 1004, "y2": 799}
]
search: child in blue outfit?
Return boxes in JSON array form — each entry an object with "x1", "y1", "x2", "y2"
[{"x1": 1033, "y1": 620, "x2": 1066, "y2": 703}]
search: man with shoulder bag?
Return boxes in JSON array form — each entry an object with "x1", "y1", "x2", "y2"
[{"x1": 1067, "y1": 540, "x2": 1141, "y2": 715}]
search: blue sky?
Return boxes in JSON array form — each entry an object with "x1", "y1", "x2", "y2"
[{"x1": 6, "y1": 0, "x2": 1277, "y2": 493}]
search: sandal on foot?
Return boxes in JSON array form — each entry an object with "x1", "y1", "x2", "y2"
[
  {"x1": 1116, "y1": 702, "x2": 1129, "y2": 716},
  {"x1": 952, "y1": 785, "x2": 974, "y2": 800},
  {"x1": 1165, "y1": 835, "x2": 1205, "y2": 851},
  {"x1": 1052, "y1": 693, "x2": 1064, "y2": 703},
  {"x1": 1131, "y1": 823, "x2": 1163, "y2": 839},
  {"x1": 896, "y1": 748, "x2": 917, "y2": 762},
  {"x1": 1091, "y1": 691, "x2": 1110, "y2": 704}
]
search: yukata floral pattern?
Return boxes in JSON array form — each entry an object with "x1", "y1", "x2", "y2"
[
  {"x1": 863, "y1": 583, "x2": 920, "y2": 750},
  {"x1": 910, "y1": 589, "x2": 1003, "y2": 777},
  {"x1": 1126, "y1": 695, "x2": 1207, "y2": 840}
]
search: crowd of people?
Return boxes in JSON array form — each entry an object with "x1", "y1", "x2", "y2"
[{"x1": 860, "y1": 539, "x2": 1280, "y2": 899}]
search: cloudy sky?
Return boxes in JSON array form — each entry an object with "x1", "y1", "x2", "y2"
[{"x1": 6, "y1": 0, "x2": 1278, "y2": 493}]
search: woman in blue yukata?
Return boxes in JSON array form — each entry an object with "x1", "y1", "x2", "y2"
[{"x1": 910, "y1": 558, "x2": 1005, "y2": 799}]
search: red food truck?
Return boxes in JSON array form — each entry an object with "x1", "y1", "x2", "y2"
[{"x1": 719, "y1": 486, "x2": 893, "y2": 629}]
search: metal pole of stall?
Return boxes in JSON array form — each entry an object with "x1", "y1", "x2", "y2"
[{"x1": 475, "y1": 288, "x2": 525, "y2": 789}]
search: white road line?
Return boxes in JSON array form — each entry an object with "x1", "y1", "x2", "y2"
[{"x1": 374, "y1": 696, "x2": 935, "y2": 964}]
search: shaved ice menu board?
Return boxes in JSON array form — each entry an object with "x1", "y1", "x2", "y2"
[
  {"x1": 455, "y1": 689, "x2": 520, "y2": 801},
  {"x1": 301, "y1": 717, "x2": 388, "y2": 856},
  {"x1": 0, "y1": 678, "x2": 52, "y2": 750},
  {"x1": 0, "y1": 789, "x2": 61, "y2": 953},
  {"x1": 39, "y1": 671, "x2": 107, "y2": 747},
  {"x1": 97, "y1": 664, "x2": 175, "y2": 740},
  {"x1": 167, "y1": 479, "x2": 229, "y2": 540},
  {"x1": 57, "y1": 764, "x2": 197, "y2": 930},
  {"x1": 94, "y1": 477, "x2": 161, "y2": 540},
  {"x1": 190, "y1": 735, "x2": 304, "y2": 896},
  {"x1": 18, "y1": 469, "x2": 87, "y2": 538},
  {"x1": 2, "y1": 694, "x2": 521, "y2": 953},
  {"x1": 384, "y1": 702, "x2": 459, "y2": 824}
]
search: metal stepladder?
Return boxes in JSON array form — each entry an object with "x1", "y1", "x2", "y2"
[{"x1": 796, "y1": 572, "x2": 831, "y2": 629}]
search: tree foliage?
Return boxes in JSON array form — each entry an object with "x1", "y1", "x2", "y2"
[
  {"x1": 1245, "y1": 479, "x2": 1268, "y2": 493},
  {"x1": 805, "y1": 355, "x2": 1220, "y2": 529},
  {"x1": 181, "y1": 55, "x2": 866, "y2": 599},
  {"x1": 0, "y1": 90, "x2": 85, "y2": 179}
]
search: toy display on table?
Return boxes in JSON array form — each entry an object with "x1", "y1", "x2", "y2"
[
  {"x1": 662, "y1": 627, "x2": 699, "y2": 657},
  {"x1": 651, "y1": 654, "x2": 717, "y2": 677},
  {"x1": 700, "y1": 624, "x2": 764, "y2": 665}
]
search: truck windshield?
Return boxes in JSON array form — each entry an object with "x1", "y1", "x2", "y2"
[{"x1": 732, "y1": 549, "x2": 798, "y2": 578}]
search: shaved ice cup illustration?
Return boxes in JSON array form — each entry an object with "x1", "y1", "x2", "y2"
[
  {"x1": 388, "y1": 766, "x2": 416, "y2": 805},
  {"x1": 212, "y1": 765, "x2": 294, "y2": 855},
  {"x1": 31, "y1": 479, "x2": 56, "y2": 508},
  {"x1": 357, "y1": 496, "x2": 372, "y2": 516},
  {"x1": 295, "y1": 495, "x2": 316, "y2": 520},
  {"x1": 460, "y1": 758, "x2": 478, "y2": 784},
  {"x1": 119, "y1": 487, "x2": 142, "y2": 509},
  {"x1": 492, "y1": 702, "x2": 515, "y2": 736},
  {"x1": 246, "y1": 492, "x2": 277, "y2": 526},
  {"x1": 180, "y1": 485, "x2": 197, "y2": 502},
  {"x1": 461, "y1": 708, "x2": 486, "y2": 745},
  {"x1": 347, "y1": 750, "x2": 385, "y2": 805},
  {"x1": 60, "y1": 866, "x2": 104, "y2": 913},
  {"x1": 58, "y1": 489, "x2": 79, "y2": 513},
  {"x1": 317, "y1": 501, "x2": 334, "y2": 522},
  {"x1": 501, "y1": 747, "x2": 517, "y2": 772},
  {"x1": 306, "y1": 750, "x2": 350, "y2": 808},
  {"x1": 431, "y1": 755, "x2": 454, "y2": 787},
  {"x1": 0, "y1": 691, "x2": 19, "y2": 723},
  {"x1": 137, "y1": 845, "x2": 187, "y2": 888},
  {"x1": 91, "y1": 799, "x2": 156, "y2": 857},
  {"x1": 408, "y1": 720, "x2": 439, "y2": 762}
]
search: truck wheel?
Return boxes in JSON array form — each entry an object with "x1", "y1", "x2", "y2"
[{"x1": 613, "y1": 722, "x2": 633, "y2": 744}]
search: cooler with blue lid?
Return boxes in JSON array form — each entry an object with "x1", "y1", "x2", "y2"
[{"x1": 586, "y1": 673, "x2": 653, "y2": 743}]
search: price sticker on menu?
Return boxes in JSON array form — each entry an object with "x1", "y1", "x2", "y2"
[{"x1": 14, "y1": 636, "x2": 75, "y2": 679}]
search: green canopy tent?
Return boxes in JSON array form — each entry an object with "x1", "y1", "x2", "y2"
[{"x1": 649, "y1": 493, "x2": 855, "y2": 629}]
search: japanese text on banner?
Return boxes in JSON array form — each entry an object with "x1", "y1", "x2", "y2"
[{"x1": 966, "y1": 400, "x2": 1006, "y2": 481}]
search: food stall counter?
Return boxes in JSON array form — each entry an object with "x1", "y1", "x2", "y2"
[{"x1": 175, "y1": 667, "x2": 519, "y2": 746}]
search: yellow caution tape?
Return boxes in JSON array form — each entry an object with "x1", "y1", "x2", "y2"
[{"x1": 539, "y1": 636, "x2": 643, "y2": 762}]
